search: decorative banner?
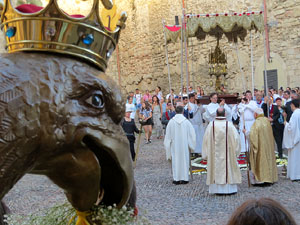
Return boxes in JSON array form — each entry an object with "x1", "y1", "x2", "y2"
[
  {"x1": 165, "y1": 11, "x2": 264, "y2": 44},
  {"x1": 164, "y1": 25, "x2": 181, "y2": 44},
  {"x1": 165, "y1": 25, "x2": 181, "y2": 32}
]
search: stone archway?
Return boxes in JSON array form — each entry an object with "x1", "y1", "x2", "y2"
[{"x1": 254, "y1": 52, "x2": 287, "y2": 90}]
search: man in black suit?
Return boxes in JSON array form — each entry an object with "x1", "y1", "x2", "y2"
[
  {"x1": 286, "y1": 91, "x2": 299, "y2": 122},
  {"x1": 272, "y1": 98, "x2": 285, "y2": 158},
  {"x1": 261, "y1": 96, "x2": 274, "y2": 120}
]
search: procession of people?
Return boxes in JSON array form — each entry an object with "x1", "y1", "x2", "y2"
[{"x1": 124, "y1": 85, "x2": 300, "y2": 193}]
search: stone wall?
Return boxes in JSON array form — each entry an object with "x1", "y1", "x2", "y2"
[
  {"x1": 106, "y1": 0, "x2": 300, "y2": 95},
  {"x1": 0, "y1": 0, "x2": 299, "y2": 96}
]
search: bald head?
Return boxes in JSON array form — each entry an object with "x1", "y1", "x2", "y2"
[
  {"x1": 216, "y1": 107, "x2": 225, "y2": 117},
  {"x1": 254, "y1": 108, "x2": 264, "y2": 119}
]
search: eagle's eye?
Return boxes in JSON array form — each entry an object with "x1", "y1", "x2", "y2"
[{"x1": 85, "y1": 91, "x2": 104, "y2": 109}]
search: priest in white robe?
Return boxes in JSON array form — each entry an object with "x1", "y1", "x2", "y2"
[
  {"x1": 164, "y1": 105, "x2": 196, "y2": 184},
  {"x1": 203, "y1": 93, "x2": 232, "y2": 123},
  {"x1": 202, "y1": 108, "x2": 242, "y2": 194},
  {"x1": 238, "y1": 91, "x2": 258, "y2": 153},
  {"x1": 186, "y1": 93, "x2": 205, "y2": 154},
  {"x1": 283, "y1": 99, "x2": 300, "y2": 181}
]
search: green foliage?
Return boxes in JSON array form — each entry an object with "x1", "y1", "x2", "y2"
[
  {"x1": 4, "y1": 203, "x2": 151, "y2": 225},
  {"x1": 4, "y1": 202, "x2": 75, "y2": 225}
]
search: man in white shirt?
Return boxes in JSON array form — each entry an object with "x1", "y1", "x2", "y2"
[
  {"x1": 134, "y1": 88, "x2": 142, "y2": 109},
  {"x1": 238, "y1": 90, "x2": 258, "y2": 153},
  {"x1": 126, "y1": 96, "x2": 136, "y2": 120},
  {"x1": 166, "y1": 89, "x2": 177, "y2": 102},
  {"x1": 271, "y1": 88, "x2": 280, "y2": 103},
  {"x1": 283, "y1": 90, "x2": 291, "y2": 106},
  {"x1": 188, "y1": 86, "x2": 195, "y2": 94},
  {"x1": 203, "y1": 93, "x2": 232, "y2": 123}
]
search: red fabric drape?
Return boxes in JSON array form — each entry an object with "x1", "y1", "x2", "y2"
[
  {"x1": 16, "y1": 4, "x2": 85, "y2": 18},
  {"x1": 165, "y1": 25, "x2": 181, "y2": 32}
]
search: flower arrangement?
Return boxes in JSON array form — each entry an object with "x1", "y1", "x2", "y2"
[
  {"x1": 276, "y1": 158, "x2": 288, "y2": 166},
  {"x1": 4, "y1": 202, "x2": 151, "y2": 225},
  {"x1": 275, "y1": 153, "x2": 288, "y2": 167}
]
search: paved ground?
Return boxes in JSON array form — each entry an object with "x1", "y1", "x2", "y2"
[
  {"x1": 3, "y1": 134, "x2": 300, "y2": 224},
  {"x1": 135, "y1": 136, "x2": 300, "y2": 225}
]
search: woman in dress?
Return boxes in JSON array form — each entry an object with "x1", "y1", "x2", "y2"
[
  {"x1": 140, "y1": 102, "x2": 153, "y2": 144},
  {"x1": 152, "y1": 95, "x2": 163, "y2": 139}
]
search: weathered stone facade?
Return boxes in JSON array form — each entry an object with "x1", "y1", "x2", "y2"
[
  {"x1": 106, "y1": 0, "x2": 300, "y2": 95},
  {"x1": 1, "y1": 0, "x2": 299, "y2": 95}
]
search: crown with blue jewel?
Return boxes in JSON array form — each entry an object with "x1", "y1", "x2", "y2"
[{"x1": 0, "y1": 0, "x2": 127, "y2": 71}]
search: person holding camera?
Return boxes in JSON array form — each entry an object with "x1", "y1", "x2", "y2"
[{"x1": 238, "y1": 90, "x2": 258, "y2": 153}]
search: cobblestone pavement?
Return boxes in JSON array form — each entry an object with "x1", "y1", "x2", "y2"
[
  {"x1": 134, "y1": 136, "x2": 300, "y2": 225},
  {"x1": 3, "y1": 134, "x2": 300, "y2": 225}
]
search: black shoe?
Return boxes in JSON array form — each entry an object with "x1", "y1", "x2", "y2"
[
  {"x1": 180, "y1": 180, "x2": 189, "y2": 184},
  {"x1": 172, "y1": 180, "x2": 180, "y2": 185}
]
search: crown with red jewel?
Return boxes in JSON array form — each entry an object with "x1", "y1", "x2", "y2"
[{"x1": 0, "y1": 0, "x2": 127, "y2": 71}]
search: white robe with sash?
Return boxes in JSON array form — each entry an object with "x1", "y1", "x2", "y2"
[
  {"x1": 202, "y1": 117, "x2": 241, "y2": 194},
  {"x1": 164, "y1": 114, "x2": 196, "y2": 181},
  {"x1": 283, "y1": 108, "x2": 300, "y2": 180},
  {"x1": 238, "y1": 101, "x2": 258, "y2": 153}
]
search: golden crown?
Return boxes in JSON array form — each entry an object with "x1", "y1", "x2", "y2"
[{"x1": 0, "y1": 0, "x2": 127, "y2": 71}]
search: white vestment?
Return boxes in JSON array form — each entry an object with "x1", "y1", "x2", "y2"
[
  {"x1": 187, "y1": 102, "x2": 205, "y2": 153},
  {"x1": 231, "y1": 104, "x2": 239, "y2": 121},
  {"x1": 164, "y1": 114, "x2": 196, "y2": 181},
  {"x1": 238, "y1": 101, "x2": 258, "y2": 153},
  {"x1": 283, "y1": 108, "x2": 300, "y2": 180},
  {"x1": 202, "y1": 118, "x2": 241, "y2": 194},
  {"x1": 203, "y1": 103, "x2": 232, "y2": 123}
]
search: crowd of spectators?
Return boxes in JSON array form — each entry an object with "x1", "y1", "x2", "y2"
[{"x1": 122, "y1": 85, "x2": 299, "y2": 158}]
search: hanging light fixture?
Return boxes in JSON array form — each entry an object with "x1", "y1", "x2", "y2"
[
  {"x1": 208, "y1": 38, "x2": 228, "y2": 76},
  {"x1": 208, "y1": 38, "x2": 228, "y2": 92}
]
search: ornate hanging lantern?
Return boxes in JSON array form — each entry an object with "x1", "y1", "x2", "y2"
[{"x1": 208, "y1": 38, "x2": 228, "y2": 92}]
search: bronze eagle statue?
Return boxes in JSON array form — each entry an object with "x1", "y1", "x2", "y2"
[{"x1": 0, "y1": 52, "x2": 135, "y2": 222}]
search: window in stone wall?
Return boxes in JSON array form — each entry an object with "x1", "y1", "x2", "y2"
[{"x1": 263, "y1": 69, "x2": 278, "y2": 91}]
